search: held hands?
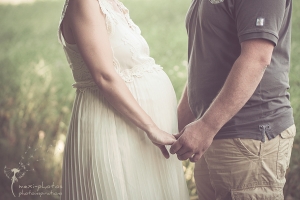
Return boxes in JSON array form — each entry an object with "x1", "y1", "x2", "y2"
[
  {"x1": 145, "y1": 125, "x2": 176, "y2": 159},
  {"x1": 170, "y1": 120, "x2": 215, "y2": 162},
  {"x1": 146, "y1": 119, "x2": 216, "y2": 162}
]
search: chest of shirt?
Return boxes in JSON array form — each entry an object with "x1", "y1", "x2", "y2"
[{"x1": 186, "y1": 0, "x2": 237, "y2": 40}]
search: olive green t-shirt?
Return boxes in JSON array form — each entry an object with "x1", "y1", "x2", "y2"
[{"x1": 186, "y1": 0, "x2": 294, "y2": 141}]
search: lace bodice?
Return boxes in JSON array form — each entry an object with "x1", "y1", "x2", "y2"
[{"x1": 58, "y1": 0, "x2": 162, "y2": 88}]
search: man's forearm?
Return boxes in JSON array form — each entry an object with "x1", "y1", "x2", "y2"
[
  {"x1": 198, "y1": 41, "x2": 273, "y2": 134},
  {"x1": 178, "y1": 84, "x2": 196, "y2": 132}
]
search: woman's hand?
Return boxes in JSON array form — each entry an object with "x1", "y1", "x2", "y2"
[{"x1": 145, "y1": 125, "x2": 176, "y2": 159}]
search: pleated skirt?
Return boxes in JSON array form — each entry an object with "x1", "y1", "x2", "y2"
[{"x1": 61, "y1": 70, "x2": 190, "y2": 200}]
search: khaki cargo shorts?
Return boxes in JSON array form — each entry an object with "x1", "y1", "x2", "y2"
[{"x1": 194, "y1": 124, "x2": 296, "y2": 200}]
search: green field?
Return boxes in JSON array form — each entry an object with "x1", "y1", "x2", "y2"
[{"x1": 0, "y1": 0, "x2": 299, "y2": 199}]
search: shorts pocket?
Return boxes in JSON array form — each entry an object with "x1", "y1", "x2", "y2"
[
  {"x1": 231, "y1": 187, "x2": 284, "y2": 200},
  {"x1": 279, "y1": 124, "x2": 296, "y2": 139},
  {"x1": 233, "y1": 138, "x2": 260, "y2": 159},
  {"x1": 277, "y1": 125, "x2": 296, "y2": 179}
]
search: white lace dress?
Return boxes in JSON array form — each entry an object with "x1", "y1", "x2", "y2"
[{"x1": 58, "y1": 0, "x2": 189, "y2": 199}]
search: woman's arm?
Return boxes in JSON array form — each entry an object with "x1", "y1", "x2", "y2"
[{"x1": 63, "y1": 0, "x2": 175, "y2": 157}]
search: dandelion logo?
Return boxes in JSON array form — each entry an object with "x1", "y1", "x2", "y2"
[
  {"x1": 4, "y1": 162, "x2": 27, "y2": 197},
  {"x1": 3, "y1": 145, "x2": 45, "y2": 197}
]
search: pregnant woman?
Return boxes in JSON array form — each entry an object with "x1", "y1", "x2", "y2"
[{"x1": 58, "y1": 0, "x2": 189, "y2": 199}]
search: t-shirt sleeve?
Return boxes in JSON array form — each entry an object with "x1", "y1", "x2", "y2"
[{"x1": 234, "y1": 0, "x2": 287, "y2": 46}]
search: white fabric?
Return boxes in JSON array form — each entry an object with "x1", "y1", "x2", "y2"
[{"x1": 58, "y1": 0, "x2": 190, "y2": 199}]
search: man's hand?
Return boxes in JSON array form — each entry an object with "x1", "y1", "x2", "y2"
[{"x1": 170, "y1": 119, "x2": 216, "y2": 162}]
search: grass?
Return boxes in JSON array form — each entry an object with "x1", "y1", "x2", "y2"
[{"x1": 0, "y1": 0, "x2": 299, "y2": 199}]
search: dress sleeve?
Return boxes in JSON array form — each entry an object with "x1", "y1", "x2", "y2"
[{"x1": 234, "y1": 0, "x2": 289, "y2": 46}]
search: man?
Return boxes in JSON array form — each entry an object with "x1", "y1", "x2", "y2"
[{"x1": 170, "y1": 0, "x2": 296, "y2": 199}]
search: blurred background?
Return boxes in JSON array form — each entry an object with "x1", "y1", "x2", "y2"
[{"x1": 0, "y1": 0, "x2": 299, "y2": 199}]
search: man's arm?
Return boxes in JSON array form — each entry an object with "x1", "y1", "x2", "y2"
[
  {"x1": 170, "y1": 39, "x2": 274, "y2": 162},
  {"x1": 177, "y1": 84, "x2": 196, "y2": 132}
]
